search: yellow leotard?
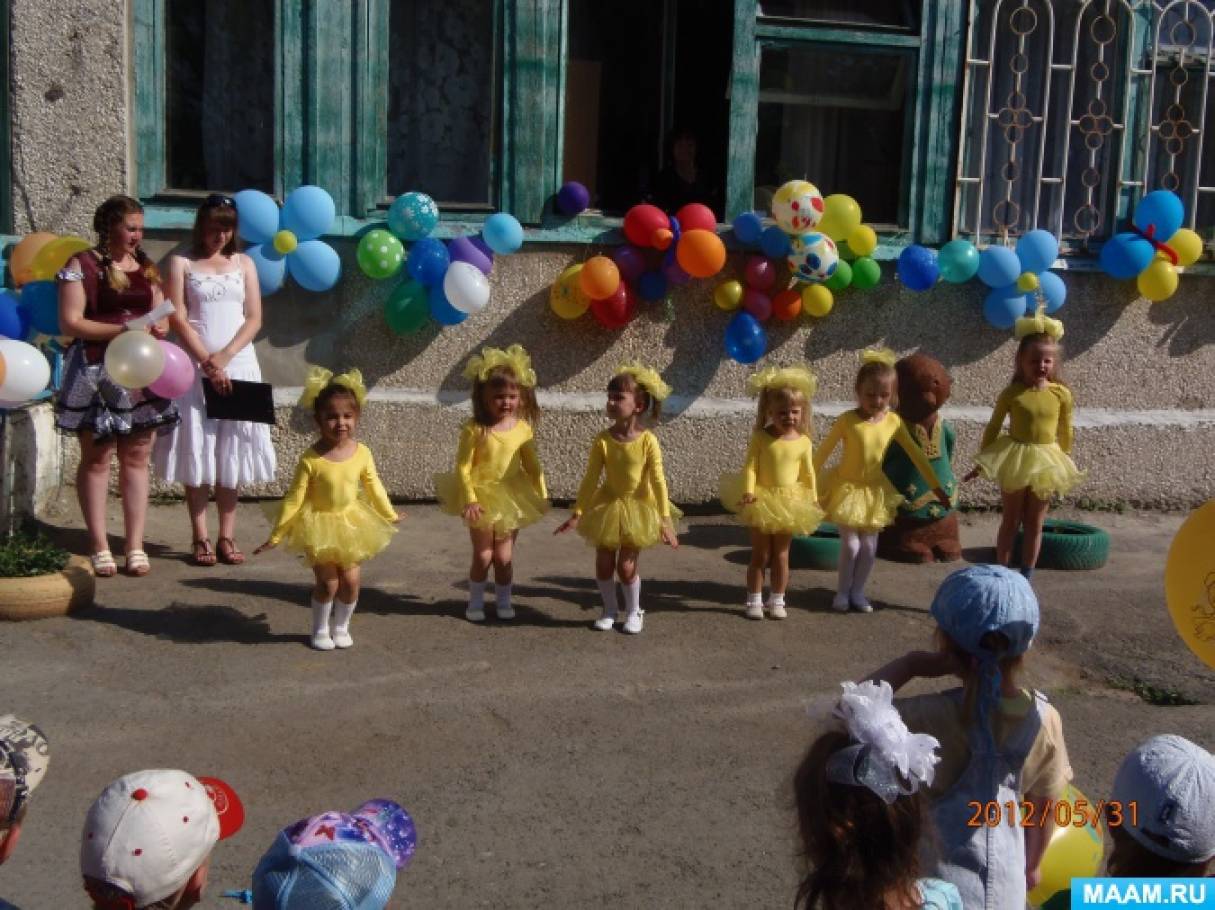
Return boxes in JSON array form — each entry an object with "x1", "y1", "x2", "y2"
[
  {"x1": 814, "y1": 410, "x2": 943, "y2": 533},
  {"x1": 269, "y1": 442, "x2": 397, "y2": 568},
  {"x1": 572, "y1": 429, "x2": 683, "y2": 550},
  {"x1": 434, "y1": 419, "x2": 548, "y2": 535},
  {"x1": 975, "y1": 382, "x2": 1084, "y2": 498},
  {"x1": 719, "y1": 430, "x2": 824, "y2": 536}
]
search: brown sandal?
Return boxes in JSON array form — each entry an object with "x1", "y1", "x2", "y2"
[
  {"x1": 193, "y1": 538, "x2": 217, "y2": 567},
  {"x1": 216, "y1": 537, "x2": 245, "y2": 565}
]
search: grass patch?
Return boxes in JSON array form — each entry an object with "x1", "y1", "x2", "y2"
[
  {"x1": 0, "y1": 529, "x2": 69, "y2": 578},
  {"x1": 1109, "y1": 675, "x2": 1199, "y2": 707}
]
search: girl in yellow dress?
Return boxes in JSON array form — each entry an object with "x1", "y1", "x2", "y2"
[
  {"x1": 965, "y1": 309, "x2": 1083, "y2": 579},
  {"x1": 556, "y1": 365, "x2": 680, "y2": 634},
  {"x1": 815, "y1": 349, "x2": 950, "y2": 613},
  {"x1": 255, "y1": 369, "x2": 402, "y2": 650},
  {"x1": 720, "y1": 365, "x2": 824, "y2": 620},
  {"x1": 435, "y1": 344, "x2": 548, "y2": 623}
]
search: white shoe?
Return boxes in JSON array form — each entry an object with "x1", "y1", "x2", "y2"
[
  {"x1": 332, "y1": 628, "x2": 353, "y2": 648},
  {"x1": 593, "y1": 612, "x2": 617, "y2": 631},
  {"x1": 850, "y1": 595, "x2": 874, "y2": 613},
  {"x1": 496, "y1": 603, "x2": 515, "y2": 620},
  {"x1": 768, "y1": 601, "x2": 788, "y2": 620},
  {"x1": 831, "y1": 594, "x2": 850, "y2": 613},
  {"x1": 623, "y1": 610, "x2": 644, "y2": 634},
  {"x1": 466, "y1": 604, "x2": 486, "y2": 622},
  {"x1": 311, "y1": 631, "x2": 335, "y2": 651},
  {"x1": 745, "y1": 602, "x2": 764, "y2": 620}
]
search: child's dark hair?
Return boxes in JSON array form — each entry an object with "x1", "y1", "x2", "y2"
[
  {"x1": 471, "y1": 367, "x2": 540, "y2": 429},
  {"x1": 191, "y1": 196, "x2": 239, "y2": 258},
  {"x1": 1107, "y1": 824, "x2": 1212, "y2": 878},
  {"x1": 793, "y1": 729, "x2": 925, "y2": 909},
  {"x1": 92, "y1": 195, "x2": 160, "y2": 291},
  {"x1": 855, "y1": 360, "x2": 898, "y2": 407},
  {"x1": 609, "y1": 372, "x2": 662, "y2": 422},
  {"x1": 1012, "y1": 333, "x2": 1065, "y2": 386},
  {"x1": 313, "y1": 382, "x2": 362, "y2": 418}
]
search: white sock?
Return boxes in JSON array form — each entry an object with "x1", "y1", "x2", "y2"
[
  {"x1": 746, "y1": 591, "x2": 763, "y2": 607},
  {"x1": 850, "y1": 534, "x2": 878, "y2": 599},
  {"x1": 332, "y1": 599, "x2": 356, "y2": 634},
  {"x1": 495, "y1": 584, "x2": 512, "y2": 610},
  {"x1": 768, "y1": 592, "x2": 785, "y2": 608},
  {"x1": 597, "y1": 578, "x2": 618, "y2": 617},
  {"x1": 311, "y1": 598, "x2": 333, "y2": 636},
  {"x1": 468, "y1": 580, "x2": 486, "y2": 611},
  {"x1": 622, "y1": 577, "x2": 641, "y2": 615},
  {"x1": 836, "y1": 528, "x2": 861, "y2": 599}
]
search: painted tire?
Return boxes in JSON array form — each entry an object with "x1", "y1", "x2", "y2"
[
  {"x1": 1016, "y1": 519, "x2": 1110, "y2": 571},
  {"x1": 0, "y1": 555, "x2": 95, "y2": 620},
  {"x1": 790, "y1": 522, "x2": 840, "y2": 570}
]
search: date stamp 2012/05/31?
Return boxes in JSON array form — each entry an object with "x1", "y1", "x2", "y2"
[{"x1": 966, "y1": 798, "x2": 1137, "y2": 828}]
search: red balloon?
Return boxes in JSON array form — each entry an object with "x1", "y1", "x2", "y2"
[
  {"x1": 590, "y1": 283, "x2": 638, "y2": 329},
  {"x1": 675, "y1": 203, "x2": 717, "y2": 233},
  {"x1": 744, "y1": 255, "x2": 778, "y2": 292},
  {"x1": 742, "y1": 288, "x2": 772, "y2": 322},
  {"x1": 623, "y1": 204, "x2": 673, "y2": 250},
  {"x1": 772, "y1": 288, "x2": 802, "y2": 321}
]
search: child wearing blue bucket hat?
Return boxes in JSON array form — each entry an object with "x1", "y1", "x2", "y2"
[{"x1": 863, "y1": 564, "x2": 1073, "y2": 910}]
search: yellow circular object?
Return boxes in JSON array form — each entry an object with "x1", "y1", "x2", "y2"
[
  {"x1": 1165, "y1": 499, "x2": 1215, "y2": 671},
  {"x1": 1027, "y1": 784, "x2": 1105, "y2": 908},
  {"x1": 8, "y1": 232, "x2": 57, "y2": 287},
  {"x1": 846, "y1": 225, "x2": 878, "y2": 257},
  {"x1": 1167, "y1": 228, "x2": 1204, "y2": 268},
  {"x1": 817, "y1": 195, "x2": 862, "y2": 242},
  {"x1": 29, "y1": 235, "x2": 92, "y2": 281},
  {"x1": 273, "y1": 229, "x2": 298, "y2": 255},
  {"x1": 713, "y1": 279, "x2": 743, "y2": 311},
  {"x1": 1137, "y1": 257, "x2": 1178, "y2": 302},
  {"x1": 1017, "y1": 271, "x2": 1040, "y2": 292},
  {"x1": 549, "y1": 264, "x2": 589, "y2": 319},
  {"x1": 801, "y1": 283, "x2": 833, "y2": 318}
]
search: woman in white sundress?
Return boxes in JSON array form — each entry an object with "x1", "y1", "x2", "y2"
[{"x1": 154, "y1": 194, "x2": 276, "y2": 566}]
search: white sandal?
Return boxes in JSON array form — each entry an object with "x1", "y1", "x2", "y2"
[
  {"x1": 124, "y1": 550, "x2": 150, "y2": 577},
  {"x1": 90, "y1": 550, "x2": 117, "y2": 577}
]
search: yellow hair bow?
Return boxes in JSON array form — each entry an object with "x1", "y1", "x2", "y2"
[
  {"x1": 746, "y1": 365, "x2": 817, "y2": 400},
  {"x1": 462, "y1": 344, "x2": 537, "y2": 388},
  {"x1": 615, "y1": 363, "x2": 672, "y2": 402},
  {"x1": 860, "y1": 347, "x2": 897, "y2": 367},
  {"x1": 298, "y1": 366, "x2": 368, "y2": 409},
  {"x1": 1014, "y1": 303, "x2": 1065, "y2": 341}
]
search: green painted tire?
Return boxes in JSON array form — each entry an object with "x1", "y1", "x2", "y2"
[
  {"x1": 790, "y1": 523, "x2": 841, "y2": 570},
  {"x1": 1015, "y1": 519, "x2": 1110, "y2": 570}
]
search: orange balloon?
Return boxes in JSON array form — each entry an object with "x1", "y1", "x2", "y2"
[
  {"x1": 772, "y1": 288, "x2": 802, "y2": 321},
  {"x1": 9, "y1": 232, "x2": 57, "y2": 287},
  {"x1": 675, "y1": 229, "x2": 727, "y2": 278},
  {"x1": 579, "y1": 255, "x2": 621, "y2": 300},
  {"x1": 0, "y1": 350, "x2": 7, "y2": 390}
]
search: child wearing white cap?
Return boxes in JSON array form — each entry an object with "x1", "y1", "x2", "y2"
[
  {"x1": 80, "y1": 769, "x2": 244, "y2": 910},
  {"x1": 0, "y1": 715, "x2": 50, "y2": 865}
]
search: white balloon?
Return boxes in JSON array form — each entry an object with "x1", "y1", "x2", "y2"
[
  {"x1": 104, "y1": 331, "x2": 166, "y2": 389},
  {"x1": 443, "y1": 261, "x2": 491, "y2": 314},
  {"x1": 0, "y1": 340, "x2": 51, "y2": 403}
]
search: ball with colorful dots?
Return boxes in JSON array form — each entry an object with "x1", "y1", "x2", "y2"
[
  {"x1": 787, "y1": 232, "x2": 839, "y2": 283},
  {"x1": 771, "y1": 180, "x2": 825, "y2": 234}
]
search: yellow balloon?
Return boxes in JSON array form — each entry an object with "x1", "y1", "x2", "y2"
[
  {"x1": 817, "y1": 195, "x2": 862, "y2": 242},
  {"x1": 801, "y1": 284, "x2": 834, "y2": 318},
  {"x1": 846, "y1": 224, "x2": 877, "y2": 257},
  {"x1": 713, "y1": 279, "x2": 743, "y2": 311},
  {"x1": 29, "y1": 235, "x2": 92, "y2": 281},
  {"x1": 1027, "y1": 784, "x2": 1105, "y2": 908},
  {"x1": 1017, "y1": 272, "x2": 1040, "y2": 293},
  {"x1": 1165, "y1": 500, "x2": 1215, "y2": 671},
  {"x1": 1167, "y1": 228, "x2": 1204, "y2": 268},
  {"x1": 1137, "y1": 257, "x2": 1178, "y2": 302},
  {"x1": 273, "y1": 229, "x2": 298, "y2": 255},
  {"x1": 549, "y1": 264, "x2": 589, "y2": 320},
  {"x1": 8, "y1": 232, "x2": 57, "y2": 287}
]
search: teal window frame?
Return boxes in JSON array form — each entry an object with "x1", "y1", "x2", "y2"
[{"x1": 0, "y1": 0, "x2": 11, "y2": 234}]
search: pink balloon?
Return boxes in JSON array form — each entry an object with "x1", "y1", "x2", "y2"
[
  {"x1": 148, "y1": 341, "x2": 196, "y2": 399},
  {"x1": 742, "y1": 288, "x2": 772, "y2": 322},
  {"x1": 744, "y1": 255, "x2": 778, "y2": 292}
]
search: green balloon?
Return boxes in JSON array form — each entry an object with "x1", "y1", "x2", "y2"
[
  {"x1": 837, "y1": 240, "x2": 857, "y2": 261},
  {"x1": 938, "y1": 238, "x2": 981, "y2": 284},
  {"x1": 851, "y1": 257, "x2": 881, "y2": 290},
  {"x1": 358, "y1": 229, "x2": 405, "y2": 280},
  {"x1": 384, "y1": 280, "x2": 429, "y2": 334},
  {"x1": 825, "y1": 259, "x2": 853, "y2": 291}
]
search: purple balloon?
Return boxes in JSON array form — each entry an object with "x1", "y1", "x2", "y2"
[
  {"x1": 663, "y1": 258, "x2": 691, "y2": 286},
  {"x1": 742, "y1": 288, "x2": 772, "y2": 322},
  {"x1": 556, "y1": 181, "x2": 590, "y2": 215},
  {"x1": 612, "y1": 246, "x2": 646, "y2": 283},
  {"x1": 448, "y1": 236, "x2": 493, "y2": 276}
]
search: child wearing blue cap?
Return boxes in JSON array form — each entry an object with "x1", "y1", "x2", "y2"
[{"x1": 864, "y1": 564, "x2": 1072, "y2": 909}]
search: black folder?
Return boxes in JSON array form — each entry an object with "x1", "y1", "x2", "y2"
[{"x1": 202, "y1": 379, "x2": 277, "y2": 425}]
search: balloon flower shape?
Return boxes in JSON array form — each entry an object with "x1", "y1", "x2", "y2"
[
  {"x1": 234, "y1": 186, "x2": 341, "y2": 295},
  {"x1": 976, "y1": 230, "x2": 1067, "y2": 330},
  {"x1": 1098, "y1": 189, "x2": 1203, "y2": 302}
]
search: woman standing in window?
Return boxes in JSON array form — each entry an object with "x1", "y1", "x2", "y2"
[
  {"x1": 56, "y1": 195, "x2": 178, "y2": 577},
  {"x1": 154, "y1": 195, "x2": 276, "y2": 566}
]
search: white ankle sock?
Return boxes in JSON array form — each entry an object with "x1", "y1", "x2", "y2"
[
  {"x1": 622, "y1": 577, "x2": 641, "y2": 615},
  {"x1": 311, "y1": 598, "x2": 333, "y2": 636},
  {"x1": 332, "y1": 599, "x2": 356, "y2": 634},
  {"x1": 596, "y1": 578, "x2": 618, "y2": 617},
  {"x1": 495, "y1": 584, "x2": 512, "y2": 609},
  {"x1": 768, "y1": 592, "x2": 785, "y2": 608},
  {"x1": 746, "y1": 591, "x2": 763, "y2": 607},
  {"x1": 468, "y1": 580, "x2": 486, "y2": 611}
]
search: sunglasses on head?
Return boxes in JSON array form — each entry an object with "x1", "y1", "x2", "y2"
[{"x1": 203, "y1": 194, "x2": 235, "y2": 208}]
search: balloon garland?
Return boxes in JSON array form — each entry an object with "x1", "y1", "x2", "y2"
[
  {"x1": 234, "y1": 186, "x2": 341, "y2": 295},
  {"x1": 1098, "y1": 189, "x2": 1203, "y2": 302}
]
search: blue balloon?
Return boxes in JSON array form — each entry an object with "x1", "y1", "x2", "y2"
[
  {"x1": 287, "y1": 240, "x2": 341, "y2": 292},
  {"x1": 0, "y1": 290, "x2": 30, "y2": 340},
  {"x1": 724, "y1": 311, "x2": 767, "y2": 364},
  {"x1": 407, "y1": 237, "x2": 451, "y2": 287},
  {"x1": 233, "y1": 190, "x2": 281, "y2": 245},
  {"x1": 977, "y1": 246, "x2": 1022, "y2": 288},
  {"x1": 482, "y1": 213, "x2": 524, "y2": 255},
  {"x1": 637, "y1": 270, "x2": 667, "y2": 302},
  {"x1": 428, "y1": 283, "x2": 467, "y2": 326},
  {"x1": 388, "y1": 192, "x2": 439, "y2": 241},
  {"x1": 1098, "y1": 232, "x2": 1154, "y2": 280},
  {"x1": 1132, "y1": 190, "x2": 1184, "y2": 241},
  {"x1": 732, "y1": 212, "x2": 763, "y2": 246},
  {"x1": 1015, "y1": 229, "x2": 1059, "y2": 275},
  {"x1": 759, "y1": 226, "x2": 791, "y2": 258},
  {"x1": 281, "y1": 185, "x2": 336, "y2": 242},
  {"x1": 983, "y1": 285, "x2": 1029, "y2": 329},
  {"x1": 245, "y1": 244, "x2": 287, "y2": 295},
  {"x1": 1038, "y1": 270, "x2": 1067, "y2": 314},
  {"x1": 896, "y1": 245, "x2": 939, "y2": 291},
  {"x1": 19, "y1": 280, "x2": 59, "y2": 334},
  {"x1": 938, "y1": 239, "x2": 980, "y2": 284},
  {"x1": 556, "y1": 182, "x2": 589, "y2": 216}
]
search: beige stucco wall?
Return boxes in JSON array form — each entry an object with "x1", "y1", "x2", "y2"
[{"x1": 10, "y1": 2, "x2": 1215, "y2": 508}]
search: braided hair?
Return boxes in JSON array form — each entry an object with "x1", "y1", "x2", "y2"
[{"x1": 91, "y1": 195, "x2": 161, "y2": 291}]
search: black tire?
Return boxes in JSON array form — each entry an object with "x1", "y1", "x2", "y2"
[
  {"x1": 1015, "y1": 519, "x2": 1110, "y2": 570},
  {"x1": 790, "y1": 523, "x2": 841, "y2": 570}
]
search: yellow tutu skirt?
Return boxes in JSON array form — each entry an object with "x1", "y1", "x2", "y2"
[
  {"x1": 434, "y1": 472, "x2": 549, "y2": 536},
  {"x1": 272, "y1": 501, "x2": 397, "y2": 568},
  {"x1": 975, "y1": 436, "x2": 1085, "y2": 499},
  {"x1": 819, "y1": 471, "x2": 904, "y2": 533},
  {"x1": 719, "y1": 474, "x2": 825, "y2": 536},
  {"x1": 576, "y1": 492, "x2": 684, "y2": 550}
]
